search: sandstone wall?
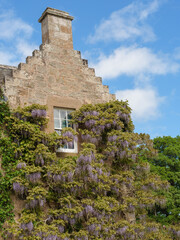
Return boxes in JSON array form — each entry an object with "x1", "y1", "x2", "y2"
[
  {"x1": 0, "y1": 65, "x2": 16, "y2": 91},
  {"x1": 1, "y1": 8, "x2": 115, "y2": 133}
]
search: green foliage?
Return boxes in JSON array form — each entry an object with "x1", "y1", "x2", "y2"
[
  {"x1": 0, "y1": 171, "x2": 14, "y2": 229},
  {"x1": 0, "y1": 89, "x2": 10, "y2": 125},
  {"x1": 0, "y1": 99, "x2": 179, "y2": 239},
  {"x1": 148, "y1": 136, "x2": 180, "y2": 224},
  {"x1": 0, "y1": 100, "x2": 15, "y2": 228}
]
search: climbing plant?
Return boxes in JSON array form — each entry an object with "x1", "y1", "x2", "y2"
[
  {"x1": 0, "y1": 95, "x2": 179, "y2": 239},
  {"x1": 0, "y1": 91, "x2": 15, "y2": 229},
  {"x1": 147, "y1": 136, "x2": 180, "y2": 225}
]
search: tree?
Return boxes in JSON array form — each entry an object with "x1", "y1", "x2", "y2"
[
  {"x1": 148, "y1": 136, "x2": 180, "y2": 225},
  {"x1": 0, "y1": 97, "x2": 179, "y2": 239}
]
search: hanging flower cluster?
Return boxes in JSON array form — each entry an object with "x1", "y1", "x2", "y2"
[
  {"x1": 13, "y1": 182, "x2": 26, "y2": 198},
  {"x1": 31, "y1": 109, "x2": 46, "y2": 118},
  {"x1": 2, "y1": 101, "x2": 176, "y2": 240},
  {"x1": 61, "y1": 128, "x2": 78, "y2": 147},
  {"x1": 26, "y1": 186, "x2": 47, "y2": 209},
  {"x1": 16, "y1": 162, "x2": 26, "y2": 169}
]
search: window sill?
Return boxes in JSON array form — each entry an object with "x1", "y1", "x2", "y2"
[{"x1": 56, "y1": 148, "x2": 78, "y2": 154}]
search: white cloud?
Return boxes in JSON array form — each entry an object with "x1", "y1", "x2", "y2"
[
  {"x1": 0, "y1": 50, "x2": 16, "y2": 65},
  {"x1": 0, "y1": 10, "x2": 37, "y2": 66},
  {"x1": 93, "y1": 46, "x2": 179, "y2": 80},
  {"x1": 88, "y1": 0, "x2": 161, "y2": 43},
  {"x1": 0, "y1": 10, "x2": 33, "y2": 40},
  {"x1": 116, "y1": 87, "x2": 165, "y2": 121},
  {"x1": 16, "y1": 40, "x2": 38, "y2": 59},
  {"x1": 86, "y1": 0, "x2": 172, "y2": 124}
]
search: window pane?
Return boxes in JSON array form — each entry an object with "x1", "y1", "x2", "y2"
[
  {"x1": 63, "y1": 144, "x2": 68, "y2": 149},
  {"x1": 68, "y1": 121, "x2": 73, "y2": 128},
  {"x1": 54, "y1": 108, "x2": 77, "y2": 152},
  {"x1": 54, "y1": 109, "x2": 59, "y2": 118},
  {"x1": 68, "y1": 141, "x2": 74, "y2": 149},
  {"x1": 61, "y1": 120, "x2": 67, "y2": 128},
  {"x1": 67, "y1": 111, "x2": 72, "y2": 120},
  {"x1": 60, "y1": 110, "x2": 67, "y2": 120},
  {"x1": 54, "y1": 119, "x2": 60, "y2": 129}
]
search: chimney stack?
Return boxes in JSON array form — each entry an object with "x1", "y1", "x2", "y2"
[{"x1": 38, "y1": 7, "x2": 74, "y2": 49}]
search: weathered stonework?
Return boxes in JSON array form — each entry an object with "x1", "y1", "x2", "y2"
[{"x1": 0, "y1": 7, "x2": 115, "y2": 133}]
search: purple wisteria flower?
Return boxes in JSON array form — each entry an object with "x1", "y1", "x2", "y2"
[
  {"x1": 81, "y1": 134, "x2": 91, "y2": 141},
  {"x1": 131, "y1": 154, "x2": 136, "y2": 160},
  {"x1": 16, "y1": 162, "x2": 26, "y2": 169},
  {"x1": 83, "y1": 111, "x2": 90, "y2": 116},
  {"x1": 31, "y1": 109, "x2": 46, "y2": 118},
  {"x1": 116, "y1": 111, "x2": 122, "y2": 117},
  {"x1": 97, "y1": 168, "x2": 103, "y2": 175},
  {"x1": 35, "y1": 154, "x2": 45, "y2": 166},
  {"x1": 111, "y1": 186, "x2": 119, "y2": 195},
  {"x1": 108, "y1": 135, "x2": 118, "y2": 142},
  {"x1": 141, "y1": 185, "x2": 148, "y2": 190},
  {"x1": 84, "y1": 205, "x2": 94, "y2": 215},
  {"x1": 27, "y1": 198, "x2": 46, "y2": 209},
  {"x1": 77, "y1": 117, "x2": 82, "y2": 121},
  {"x1": 26, "y1": 172, "x2": 41, "y2": 183},
  {"x1": 105, "y1": 123, "x2": 111, "y2": 129},
  {"x1": 117, "y1": 226, "x2": 128, "y2": 235},
  {"x1": 63, "y1": 131, "x2": 73, "y2": 138},
  {"x1": 58, "y1": 225, "x2": 64, "y2": 233},
  {"x1": 41, "y1": 109, "x2": 46, "y2": 117},
  {"x1": 121, "y1": 140, "x2": 129, "y2": 148},
  {"x1": 113, "y1": 120, "x2": 117, "y2": 126},
  {"x1": 87, "y1": 223, "x2": 96, "y2": 232},
  {"x1": 118, "y1": 150, "x2": 126, "y2": 159},
  {"x1": 69, "y1": 218, "x2": 76, "y2": 225},
  {"x1": 92, "y1": 110, "x2": 99, "y2": 116},
  {"x1": 147, "y1": 227, "x2": 157, "y2": 232},
  {"x1": 139, "y1": 204, "x2": 146, "y2": 209},
  {"x1": 128, "y1": 204, "x2": 135, "y2": 212},
  {"x1": 90, "y1": 137, "x2": 98, "y2": 144},
  {"x1": 85, "y1": 119, "x2": 96, "y2": 128},
  {"x1": 117, "y1": 125, "x2": 122, "y2": 130},
  {"x1": 13, "y1": 182, "x2": 25, "y2": 196},
  {"x1": 67, "y1": 172, "x2": 73, "y2": 182},
  {"x1": 121, "y1": 113, "x2": 127, "y2": 120},
  {"x1": 105, "y1": 150, "x2": 115, "y2": 158},
  {"x1": 26, "y1": 221, "x2": 34, "y2": 232},
  {"x1": 87, "y1": 165, "x2": 93, "y2": 173}
]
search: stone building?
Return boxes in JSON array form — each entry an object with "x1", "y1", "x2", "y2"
[{"x1": 0, "y1": 7, "x2": 115, "y2": 153}]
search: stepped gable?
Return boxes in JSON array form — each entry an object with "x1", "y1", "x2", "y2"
[{"x1": 0, "y1": 7, "x2": 115, "y2": 132}]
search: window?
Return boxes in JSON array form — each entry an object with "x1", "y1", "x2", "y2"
[{"x1": 54, "y1": 108, "x2": 78, "y2": 153}]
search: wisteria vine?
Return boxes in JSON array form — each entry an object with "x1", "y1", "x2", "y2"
[{"x1": 0, "y1": 100, "x2": 179, "y2": 239}]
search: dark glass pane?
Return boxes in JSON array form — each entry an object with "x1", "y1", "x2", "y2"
[
  {"x1": 68, "y1": 141, "x2": 74, "y2": 149},
  {"x1": 63, "y1": 144, "x2": 68, "y2": 149},
  {"x1": 67, "y1": 112, "x2": 72, "y2": 120},
  {"x1": 61, "y1": 120, "x2": 67, "y2": 128},
  {"x1": 68, "y1": 121, "x2": 73, "y2": 127}
]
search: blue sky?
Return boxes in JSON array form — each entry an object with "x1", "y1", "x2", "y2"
[{"x1": 0, "y1": 0, "x2": 180, "y2": 138}]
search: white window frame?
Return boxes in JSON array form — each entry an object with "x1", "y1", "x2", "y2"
[{"x1": 54, "y1": 107, "x2": 78, "y2": 153}]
